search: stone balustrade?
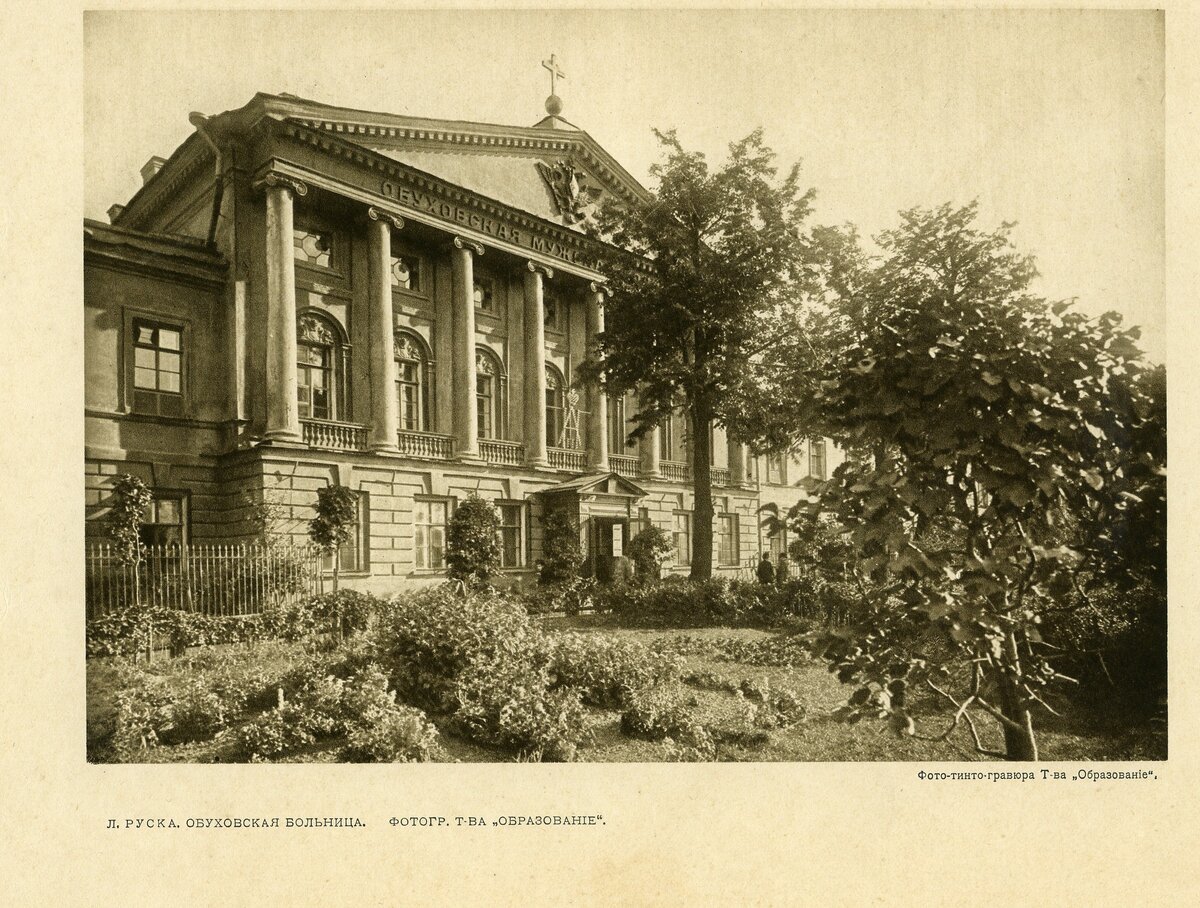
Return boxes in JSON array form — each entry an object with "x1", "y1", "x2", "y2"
[
  {"x1": 549, "y1": 447, "x2": 586, "y2": 472},
  {"x1": 610, "y1": 454, "x2": 639, "y2": 478},
  {"x1": 396, "y1": 430, "x2": 454, "y2": 460},
  {"x1": 660, "y1": 460, "x2": 690, "y2": 483},
  {"x1": 302, "y1": 418, "x2": 368, "y2": 452},
  {"x1": 480, "y1": 438, "x2": 525, "y2": 466},
  {"x1": 711, "y1": 467, "x2": 731, "y2": 486}
]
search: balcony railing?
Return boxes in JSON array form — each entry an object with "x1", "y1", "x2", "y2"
[
  {"x1": 610, "y1": 454, "x2": 639, "y2": 478},
  {"x1": 710, "y1": 467, "x2": 731, "y2": 486},
  {"x1": 396, "y1": 430, "x2": 454, "y2": 460},
  {"x1": 549, "y1": 447, "x2": 586, "y2": 472},
  {"x1": 302, "y1": 418, "x2": 368, "y2": 452},
  {"x1": 660, "y1": 460, "x2": 690, "y2": 483},
  {"x1": 480, "y1": 438, "x2": 524, "y2": 466}
]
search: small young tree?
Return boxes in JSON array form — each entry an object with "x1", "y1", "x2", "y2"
[
  {"x1": 625, "y1": 525, "x2": 674, "y2": 584},
  {"x1": 540, "y1": 509, "x2": 583, "y2": 585},
  {"x1": 105, "y1": 474, "x2": 153, "y2": 659},
  {"x1": 308, "y1": 484, "x2": 358, "y2": 596},
  {"x1": 445, "y1": 494, "x2": 501, "y2": 586}
]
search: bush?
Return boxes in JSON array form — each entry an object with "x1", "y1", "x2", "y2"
[
  {"x1": 373, "y1": 587, "x2": 588, "y2": 759},
  {"x1": 517, "y1": 577, "x2": 598, "y2": 616},
  {"x1": 625, "y1": 526, "x2": 674, "y2": 583},
  {"x1": 235, "y1": 704, "x2": 318, "y2": 761},
  {"x1": 620, "y1": 687, "x2": 704, "y2": 741},
  {"x1": 540, "y1": 509, "x2": 583, "y2": 585},
  {"x1": 446, "y1": 495, "x2": 502, "y2": 585},
  {"x1": 342, "y1": 706, "x2": 439, "y2": 763},
  {"x1": 548, "y1": 632, "x2": 682, "y2": 708}
]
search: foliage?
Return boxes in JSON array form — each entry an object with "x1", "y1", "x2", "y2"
[
  {"x1": 341, "y1": 705, "x2": 439, "y2": 763},
  {"x1": 625, "y1": 525, "x2": 675, "y2": 583},
  {"x1": 517, "y1": 577, "x2": 598, "y2": 616},
  {"x1": 309, "y1": 484, "x2": 358, "y2": 592},
  {"x1": 539, "y1": 509, "x2": 584, "y2": 585},
  {"x1": 737, "y1": 201, "x2": 1167, "y2": 760},
  {"x1": 596, "y1": 577, "x2": 807, "y2": 629},
  {"x1": 105, "y1": 474, "x2": 153, "y2": 566},
  {"x1": 445, "y1": 494, "x2": 502, "y2": 585},
  {"x1": 547, "y1": 632, "x2": 683, "y2": 708},
  {"x1": 585, "y1": 128, "x2": 816, "y2": 578},
  {"x1": 372, "y1": 586, "x2": 588, "y2": 759},
  {"x1": 620, "y1": 687, "x2": 710, "y2": 751}
]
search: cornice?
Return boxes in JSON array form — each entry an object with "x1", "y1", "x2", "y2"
[{"x1": 119, "y1": 136, "x2": 215, "y2": 230}]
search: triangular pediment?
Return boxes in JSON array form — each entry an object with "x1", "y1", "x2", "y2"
[
  {"x1": 243, "y1": 93, "x2": 647, "y2": 230},
  {"x1": 540, "y1": 472, "x2": 648, "y2": 499}
]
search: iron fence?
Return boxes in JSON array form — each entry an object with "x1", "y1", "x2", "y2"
[{"x1": 85, "y1": 543, "x2": 324, "y2": 620}]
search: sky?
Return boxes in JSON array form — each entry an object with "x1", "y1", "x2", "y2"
[{"x1": 84, "y1": 8, "x2": 1164, "y2": 361}]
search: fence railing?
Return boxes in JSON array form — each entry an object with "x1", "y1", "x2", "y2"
[{"x1": 86, "y1": 543, "x2": 324, "y2": 620}]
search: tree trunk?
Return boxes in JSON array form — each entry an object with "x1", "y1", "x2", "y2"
[
  {"x1": 688, "y1": 398, "x2": 714, "y2": 581},
  {"x1": 997, "y1": 632, "x2": 1038, "y2": 761},
  {"x1": 332, "y1": 550, "x2": 342, "y2": 642}
]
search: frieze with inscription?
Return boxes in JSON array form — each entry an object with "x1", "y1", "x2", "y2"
[{"x1": 380, "y1": 180, "x2": 600, "y2": 270}]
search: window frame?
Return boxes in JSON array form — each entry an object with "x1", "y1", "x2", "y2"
[
  {"x1": 473, "y1": 270, "x2": 497, "y2": 315},
  {"x1": 394, "y1": 329, "x2": 432, "y2": 433},
  {"x1": 389, "y1": 241, "x2": 427, "y2": 298},
  {"x1": 475, "y1": 347, "x2": 505, "y2": 440},
  {"x1": 607, "y1": 393, "x2": 628, "y2": 454},
  {"x1": 545, "y1": 364, "x2": 566, "y2": 448},
  {"x1": 125, "y1": 313, "x2": 188, "y2": 418},
  {"x1": 495, "y1": 500, "x2": 529, "y2": 570},
  {"x1": 717, "y1": 512, "x2": 740, "y2": 567},
  {"x1": 296, "y1": 309, "x2": 347, "y2": 422},
  {"x1": 672, "y1": 510, "x2": 692, "y2": 566},
  {"x1": 766, "y1": 453, "x2": 786, "y2": 485},
  {"x1": 413, "y1": 496, "x2": 451, "y2": 573},
  {"x1": 809, "y1": 438, "x2": 828, "y2": 481},
  {"x1": 138, "y1": 490, "x2": 189, "y2": 549},
  {"x1": 543, "y1": 287, "x2": 564, "y2": 334},
  {"x1": 292, "y1": 219, "x2": 345, "y2": 278}
]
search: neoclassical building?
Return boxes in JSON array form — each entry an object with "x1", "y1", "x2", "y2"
[{"x1": 84, "y1": 89, "x2": 840, "y2": 590}]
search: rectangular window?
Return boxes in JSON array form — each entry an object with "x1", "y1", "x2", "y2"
[
  {"x1": 766, "y1": 454, "x2": 785, "y2": 485},
  {"x1": 414, "y1": 498, "x2": 449, "y2": 571},
  {"x1": 293, "y1": 227, "x2": 334, "y2": 269},
  {"x1": 496, "y1": 503, "x2": 526, "y2": 569},
  {"x1": 321, "y1": 493, "x2": 367, "y2": 573},
  {"x1": 544, "y1": 291, "x2": 563, "y2": 332},
  {"x1": 390, "y1": 250, "x2": 422, "y2": 293},
  {"x1": 717, "y1": 513, "x2": 739, "y2": 566},
  {"x1": 131, "y1": 319, "x2": 183, "y2": 416},
  {"x1": 139, "y1": 493, "x2": 188, "y2": 548},
  {"x1": 473, "y1": 275, "x2": 495, "y2": 313},
  {"x1": 632, "y1": 506, "x2": 651, "y2": 540},
  {"x1": 607, "y1": 395, "x2": 627, "y2": 454},
  {"x1": 809, "y1": 438, "x2": 827, "y2": 481},
  {"x1": 673, "y1": 512, "x2": 691, "y2": 565},
  {"x1": 476, "y1": 375, "x2": 495, "y2": 439}
]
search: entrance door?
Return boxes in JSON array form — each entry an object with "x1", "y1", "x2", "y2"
[{"x1": 591, "y1": 516, "x2": 630, "y2": 583}]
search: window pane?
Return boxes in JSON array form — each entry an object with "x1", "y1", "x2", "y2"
[
  {"x1": 134, "y1": 367, "x2": 157, "y2": 390},
  {"x1": 159, "y1": 371, "x2": 180, "y2": 393},
  {"x1": 158, "y1": 329, "x2": 180, "y2": 351},
  {"x1": 431, "y1": 501, "x2": 447, "y2": 523},
  {"x1": 156, "y1": 499, "x2": 180, "y2": 524},
  {"x1": 159, "y1": 351, "x2": 180, "y2": 374},
  {"x1": 430, "y1": 527, "x2": 445, "y2": 569},
  {"x1": 134, "y1": 347, "x2": 156, "y2": 369},
  {"x1": 414, "y1": 525, "x2": 427, "y2": 569},
  {"x1": 136, "y1": 326, "x2": 155, "y2": 345}
]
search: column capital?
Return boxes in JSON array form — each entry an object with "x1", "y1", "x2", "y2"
[
  {"x1": 588, "y1": 281, "x2": 611, "y2": 297},
  {"x1": 253, "y1": 172, "x2": 308, "y2": 197},
  {"x1": 526, "y1": 260, "x2": 555, "y2": 279},
  {"x1": 453, "y1": 236, "x2": 484, "y2": 256},
  {"x1": 367, "y1": 206, "x2": 405, "y2": 231}
]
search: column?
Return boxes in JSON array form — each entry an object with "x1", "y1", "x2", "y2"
[
  {"x1": 452, "y1": 237, "x2": 483, "y2": 460},
  {"x1": 728, "y1": 440, "x2": 750, "y2": 488},
  {"x1": 523, "y1": 262, "x2": 552, "y2": 468},
  {"x1": 639, "y1": 396, "x2": 661, "y2": 479},
  {"x1": 262, "y1": 174, "x2": 306, "y2": 443},
  {"x1": 367, "y1": 207, "x2": 403, "y2": 453},
  {"x1": 586, "y1": 282, "x2": 609, "y2": 472}
]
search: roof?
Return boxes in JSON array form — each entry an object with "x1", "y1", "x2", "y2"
[{"x1": 538, "y1": 472, "x2": 648, "y2": 499}]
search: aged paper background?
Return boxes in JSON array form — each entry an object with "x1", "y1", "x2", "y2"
[{"x1": 1, "y1": 2, "x2": 1196, "y2": 904}]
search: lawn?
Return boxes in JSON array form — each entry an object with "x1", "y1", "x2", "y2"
[{"x1": 87, "y1": 620, "x2": 1165, "y2": 764}]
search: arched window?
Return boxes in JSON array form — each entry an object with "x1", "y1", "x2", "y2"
[
  {"x1": 607, "y1": 393, "x2": 627, "y2": 454},
  {"x1": 545, "y1": 365, "x2": 566, "y2": 448},
  {"x1": 475, "y1": 347, "x2": 504, "y2": 440},
  {"x1": 297, "y1": 311, "x2": 346, "y2": 421},
  {"x1": 394, "y1": 330, "x2": 431, "y2": 432}
]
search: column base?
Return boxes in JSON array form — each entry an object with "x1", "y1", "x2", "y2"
[
  {"x1": 260, "y1": 432, "x2": 307, "y2": 449},
  {"x1": 369, "y1": 443, "x2": 401, "y2": 455}
]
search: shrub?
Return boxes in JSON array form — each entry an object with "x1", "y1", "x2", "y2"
[
  {"x1": 599, "y1": 577, "x2": 787, "y2": 629},
  {"x1": 446, "y1": 495, "x2": 502, "y2": 585},
  {"x1": 625, "y1": 526, "x2": 674, "y2": 583},
  {"x1": 235, "y1": 704, "x2": 318, "y2": 761},
  {"x1": 372, "y1": 587, "x2": 588, "y2": 759},
  {"x1": 540, "y1": 509, "x2": 583, "y2": 585},
  {"x1": 517, "y1": 577, "x2": 598, "y2": 616},
  {"x1": 620, "y1": 687, "x2": 704, "y2": 741},
  {"x1": 548, "y1": 632, "x2": 682, "y2": 708},
  {"x1": 342, "y1": 706, "x2": 439, "y2": 763}
]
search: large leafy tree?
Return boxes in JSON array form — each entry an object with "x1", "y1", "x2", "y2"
[
  {"x1": 586, "y1": 129, "x2": 814, "y2": 578},
  {"x1": 738, "y1": 202, "x2": 1165, "y2": 759}
]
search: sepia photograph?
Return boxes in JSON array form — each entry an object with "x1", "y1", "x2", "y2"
[{"x1": 80, "y1": 8, "x2": 1165, "y2": 770}]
